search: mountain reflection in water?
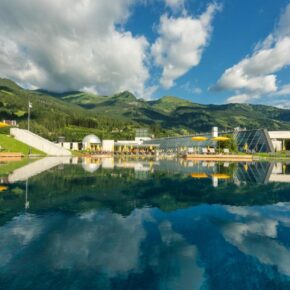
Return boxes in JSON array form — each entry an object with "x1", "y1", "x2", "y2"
[{"x1": 1, "y1": 157, "x2": 290, "y2": 289}]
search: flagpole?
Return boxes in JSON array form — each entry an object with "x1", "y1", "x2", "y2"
[
  {"x1": 25, "y1": 178, "x2": 29, "y2": 210},
  {"x1": 28, "y1": 100, "x2": 31, "y2": 131},
  {"x1": 27, "y1": 100, "x2": 32, "y2": 155}
]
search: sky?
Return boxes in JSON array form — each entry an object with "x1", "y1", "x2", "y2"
[{"x1": 0, "y1": 0, "x2": 290, "y2": 107}]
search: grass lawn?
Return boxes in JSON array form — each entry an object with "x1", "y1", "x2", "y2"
[
  {"x1": 0, "y1": 158, "x2": 33, "y2": 176},
  {"x1": 0, "y1": 134, "x2": 44, "y2": 155}
]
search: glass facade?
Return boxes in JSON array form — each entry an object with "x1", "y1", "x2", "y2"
[
  {"x1": 234, "y1": 129, "x2": 274, "y2": 153},
  {"x1": 233, "y1": 162, "x2": 273, "y2": 184},
  {"x1": 144, "y1": 134, "x2": 216, "y2": 152},
  {"x1": 145, "y1": 128, "x2": 276, "y2": 153}
]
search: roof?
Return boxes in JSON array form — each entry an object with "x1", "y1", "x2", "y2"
[
  {"x1": 268, "y1": 131, "x2": 290, "y2": 139},
  {"x1": 82, "y1": 134, "x2": 101, "y2": 144}
]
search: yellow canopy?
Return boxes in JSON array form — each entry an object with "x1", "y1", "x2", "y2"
[
  {"x1": 0, "y1": 122, "x2": 9, "y2": 128},
  {"x1": 0, "y1": 186, "x2": 8, "y2": 192},
  {"x1": 212, "y1": 136, "x2": 230, "y2": 141},
  {"x1": 192, "y1": 136, "x2": 208, "y2": 141},
  {"x1": 190, "y1": 173, "x2": 208, "y2": 178},
  {"x1": 211, "y1": 173, "x2": 231, "y2": 179}
]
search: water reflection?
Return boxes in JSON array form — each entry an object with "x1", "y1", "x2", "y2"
[
  {"x1": 1, "y1": 158, "x2": 290, "y2": 288},
  {"x1": 1, "y1": 204, "x2": 290, "y2": 289},
  {"x1": 221, "y1": 204, "x2": 290, "y2": 276},
  {"x1": 4, "y1": 156, "x2": 290, "y2": 187}
]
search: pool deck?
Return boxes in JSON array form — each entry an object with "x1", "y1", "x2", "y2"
[
  {"x1": 0, "y1": 152, "x2": 23, "y2": 162},
  {"x1": 185, "y1": 154, "x2": 253, "y2": 162}
]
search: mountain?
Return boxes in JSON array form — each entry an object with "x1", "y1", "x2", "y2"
[
  {"x1": 2, "y1": 78, "x2": 290, "y2": 141},
  {"x1": 0, "y1": 79, "x2": 136, "y2": 141},
  {"x1": 58, "y1": 88, "x2": 290, "y2": 133}
]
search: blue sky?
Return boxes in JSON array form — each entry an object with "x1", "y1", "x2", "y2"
[
  {"x1": 0, "y1": 0, "x2": 290, "y2": 106},
  {"x1": 126, "y1": 0, "x2": 290, "y2": 104}
]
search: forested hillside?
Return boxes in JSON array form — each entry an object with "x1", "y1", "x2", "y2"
[{"x1": 2, "y1": 78, "x2": 290, "y2": 141}]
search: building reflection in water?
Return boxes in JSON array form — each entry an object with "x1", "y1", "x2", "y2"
[{"x1": 2, "y1": 157, "x2": 290, "y2": 188}]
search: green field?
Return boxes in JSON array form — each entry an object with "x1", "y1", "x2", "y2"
[{"x1": 0, "y1": 134, "x2": 44, "y2": 155}]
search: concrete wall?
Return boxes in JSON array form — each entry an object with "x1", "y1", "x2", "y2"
[
  {"x1": 57, "y1": 142, "x2": 80, "y2": 151},
  {"x1": 272, "y1": 140, "x2": 283, "y2": 151},
  {"x1": 10, "y1": 128, "x2": 72, "y2": 156},
  {"x1": 268, "y1": 131, "x2": 290, "y2": 139},
  {"x1": 102, "y1": 140, "x2": 114, "y2": 152}
]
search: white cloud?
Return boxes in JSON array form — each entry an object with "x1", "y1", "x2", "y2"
[
  {"x1": 215, "y1": 3, "x2": 290, "y2": 104},
  {"x1": 48, "y1": 209, "x2": 147, "y2": 276},
  {"x1": 152, "y1": 3, "x2": 220, "y2": 89},
  {"x1": 221, "y1": 204, "x2": 290, "y2": 276},
  {"x1": 227, "y1": 93, "x2": 257, "y2": 104},
  {"x1": 0, "y1": 214, "x2": 44, "y2": 267},
  {"x1": 274, "y1": 83, "x2": 290, "y2": 96},
  {"x1": 156, "y1": 220, "x2": 205, "y2": 290},
  {"x1": 0, "y1": 0, "x2": 150, "y2": 96},
  {"x1": 277, "y1": 2, "x2": 290, "y2": 38},
  {"x1": 181, "y1": 81, "x2": 202, "y2": 94},
  {"x1": 165, "y1": 0, "x2": 185, "y2": 12}
]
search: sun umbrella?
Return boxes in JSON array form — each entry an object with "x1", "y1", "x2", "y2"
[
  {"x1": 211, "y1": 173, "x2": 231, "y2": 180},
  {"x1": 211, "y1": 136, "x2": 230, "y2": 141},
  {"x1": 190, "y1": 173, "x2": 208, "y2": 178},
  {"x1": 192, "y1": 136, "x2": 208, "y2": 141},
  {"x1": 212, "y1": 136, "x2": 230, "y2": 153},
  {"x1": 192, "y1": 136, "x2": 208, "y2": 153},
  {"x1": 0, "y1": 122, "x2": 9, "y2": 128}
]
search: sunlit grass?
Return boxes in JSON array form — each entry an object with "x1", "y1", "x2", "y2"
[{"x1": 0, "y1": 134, "x2": 44, "y2": 155}]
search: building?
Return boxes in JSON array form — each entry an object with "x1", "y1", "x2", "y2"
[
  {"x1": 2, "y1": 120, "x2": 17, "y2": 126},
  {"x1": 146, "y1": 127, "x2": 290, "y2": 154},
  {"x1": 143, "y1": 127, "x2": 218, "y2": 152},
  {"x1": 234, "y1": 129, "x2": 290, "y2": 153},
  {"x1": 57, "y1": 127, "x2": 290, "y2": 154},
  {"x1": 82, "y1": 135, "x2": 102, "y2": 151}
]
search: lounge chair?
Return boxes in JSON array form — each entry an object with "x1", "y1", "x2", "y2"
[
  {"x1": 209, "y1": 148, "x2": 215, "y2": 154},
  {"x1": 202, "y1": 148, "x2": 208, "y2": 154},
  {"x1": 223, "y1": 148, "x2": 230, "y2": 154}
]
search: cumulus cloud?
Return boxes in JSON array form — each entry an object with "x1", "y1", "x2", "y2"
[
  {"x1": 0, "y1": 209, "x2": 149, "y2": 281},
  {"x1": 47, "y1": 209, "x2": 147, "y2": 276},
  {"x1": 221, "y1": 204, "x2": 290, "y2": 276},
  {"x1": 165, "y1": 0, "x2": 185, "y2": 12},
  {"x1": 153, "y1": 220, "x2": 205, "y2": 290},
  {"x1": 0, "y1": 214, "x2": 45, "y2": 267},
  {"x1": 227, "y1": 93, "x2": 259, "y2": 104},
  {"x1": 215, "y1": 3, "x2": 290, "y2": 103},
  {"x1": 274, "y1": 83, "x2": 290, "y2": 96},
  {"x1": 0, "y1": 0, "x2": 150, "y2": 96},
  {"x1": 152, "y1": 3, "x2": 220, "y2": 89}
]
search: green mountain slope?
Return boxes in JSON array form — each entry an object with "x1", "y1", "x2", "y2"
[
  {"x1": 59, "y1": 89, "x2": 290, "y2": 133},
  {"x1": 0, "y1": 79, "x2": 136, "y2": 141},
  {"x1": 2, "y1": 78, "x2": 290, "y2": 140}
]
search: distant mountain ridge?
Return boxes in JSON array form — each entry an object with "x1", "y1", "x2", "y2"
[
  {"x1": 52, "y1": 86, "x2": 290, "y2": 133},
  {"x1": 2, "y1": 78, "x2": 290, "y2": 141}
]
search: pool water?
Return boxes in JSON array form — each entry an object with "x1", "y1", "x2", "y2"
[{"x1": 1, "y1": 158, "x2": 290, "y2": 289}]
